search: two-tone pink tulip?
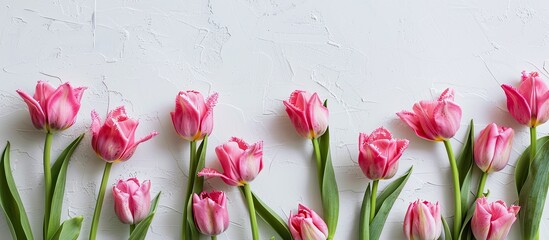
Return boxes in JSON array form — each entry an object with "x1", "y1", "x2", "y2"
[
  {"x1": 112, "y1": 178, "x2": 151, "y2": 224},
  {"x1": 471, "y1": 197, "x2": 519, "y2": 240},
  {"x1": 192, "y1": 191, "x2": 229, "y2": 236},
  {"x1": 16, "y1": 81, "x2": 86, "y2": 132},
  {"x1": 289, "y1": 204, "x2": 329, "y2": 240},
  {"x1": 283, "y1": 90, "x2": 329, "y2": 139},
  {"x1": 91, "y1": 106, "x2": 158, "y2": 162},
  {"x1": 397, "y1": 88, "x2": 462, "y2": 141},
  {"x1": 474, "y1": 123, "x2": 514, "y2": 173},
  {"x1": 502, "y1": 71, "x2": 549, "y2": 127},
  {"x1": 198, "y1": 137, "x2": 263, "y2": 186},
  {"x1": 171, "y1": 91, "x2": 218, "y2": 141},
  {"x1": 403, "y1": 200, "x2": 442, "y2": 240},
  {"x1": 358, "y1": 127, "x2": 409, "y2": 180}
]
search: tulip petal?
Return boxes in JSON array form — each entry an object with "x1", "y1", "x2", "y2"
[
  {"x1": 502, "y1": 84, "x2": 531, "y2": 125},
  {"x1": 130, "y1": 180, "x2": 151, "y2": 224},
  {"x1": 198, "y1": 168, "x2": 241, "y2": 186},
  {"x1": 173, "y1": 91, "x2": 201, "y2": 140},
  {"x1": 284, "y1": 100, "x2": 312, "y2": 139},
  {"x1": 237, "y1": 141, "x2": 264, "y2": 183},
  {"x1": 397, "y1": 110, "x2": 433, "y2": 141},
  {"x1": 199, "y1": 92, "x2": 218, "y2": 138},
  {"x1": 16, "y1": 89, "x2": 46, "y2": 129},
  {"x1": 46, "y1": 83, "x2": 85, "y2": 130},
  {"x1": 307, "y1": 93, "x2": 329, "y2": 139},
  {"x1": 112, "y1": 187, "x2": 134, "y2": 224},
  {"x1": 433, "y1": 100, "x2": 462, "y2": 140},
  {"x1": 119, "y1": 131, "x2": 159, "y2": 161}
]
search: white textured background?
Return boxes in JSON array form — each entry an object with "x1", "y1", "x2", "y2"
[{"x1": 1, "y1": 0, "x2": 549, "y2": 239}]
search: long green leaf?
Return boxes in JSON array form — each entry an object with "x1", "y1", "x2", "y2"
[
  {"x1": 318, "y1": 125, "x2": 340, "y2": 238},
  {"x1": 457, "y1": 199, "x2": 477, "y2": 240},
  {"x1": 187, "y1": 137, "x2": 208, "y2": 240},
  {"x1": 359, "y1": 184, "x2": 371, "y2": 240},
  {"x1": 47, "y1": 134, "x2": 84, "y2": 239},
  {"x1": 0, "y1": 142, "x2": 34, "y2": 240},
  {"x1": 518, "y1": 137, "x2": 549, "y2": 239},
  {"x1": 51, "y1": 216, "x2": 83, "y2": 240},
  {"x1": 370, "y1": 167, "x2": 413, "y2": 240},
  {"x1": 456, "y1": 120, "x2": 474, "y2": 216},
  {"x1": 440, "y1": 215, "x2": 452, "y2": 240},
  {"x1": 129, "y1": 192, "x2": 161, "y2": 240},
  {"x1": 515, "y1": 136, "x2": 549, "y2": 194}
]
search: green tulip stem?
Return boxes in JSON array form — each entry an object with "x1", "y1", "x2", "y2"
[
  {"x1": 211, "y1": 236, "x2": 217, "y2": 240},
  {"x1": 182, "y1": 140, "x2": 197, "y2": 240},
  {"x1": 43, "y1": 131, "x2": 53, "y2": 238},
  {"x1": 530, "y1": 127, "x2": 537, "y2": 165},
  {"x1": 243, "y1": 183, "x2": 259, "y2": 240},
  {"x1": 89, "y1": 162, "x2": 113, "y2": 240},
  {"x1": 370, "y1": 180, "x2": 379, "y2": 221},
  {"x1": 312, "y1": 138, "x2": 322, "y2": 185},
  {"x1": 476, "y1": 172, "x2": 488, "y2": 198},
  {"x1": 130, "y1": 224, "x2": 135, "y2": 235},
  {"x1": 443, "y1": 139, "x2": 461, "y2": 240}
]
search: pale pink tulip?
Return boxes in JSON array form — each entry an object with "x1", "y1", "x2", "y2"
[
  {"x1": 91, "y1": 106, "x2": 158, "y2": 162},
  {"x1": 403, "y1": 200, "x2": 442, "y2": 240},
  {"x1": 198, "y1": 137, "x2": 263, "y2": 186},
  {"x1": 284, "y1": 90, "x2": 329, "y2": 139},
  {"x1": 171, "y1": 91, "x2": 218, "y2": 141},
  {"x1": 358, "y1": 127, "x2": 409, "y2": 180},
  {"x1": 112, "y1": 178, "x2": 151, "y2": 224},
  {"x1": 289, "y1": 204, "x2": 328, "y2": 240},
  {"x1": 192, "y1": 191, "x2": 229, "y2": 236},
  {"x1": 16, "y1": 81, "x2": 86, "y2": 132},
  {"x1": 397, "y1": 88, "x2": 462, "y2": 141},
  {"x1": 471, "y1": 197, "x2": 520, "y2": 240},
  {"x1": 502, "y1": 71, "x2": 549, "y2": 127},
  {"x1": 474, "y1": 123, "x2": 514, "y2": 173}
]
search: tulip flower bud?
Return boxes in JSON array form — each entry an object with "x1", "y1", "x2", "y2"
[
  {"x1": 471, "y1": 197, "x2": 519, "y2": 240},
  {"x1": 283, "y1": 90, "x2": 329, "y2": 139},
  {"x1": 502, "y1": 71, "x2": 549, "y2": 127},
  {"x1": 358, "y1": 127, "x2": 409, "y2": 180},
  {"x1": 112, "y1": 178, "x2": 151, "y2": 225},
  {"x1": 192, "y1": 191, "x2": 229, "y2": 236},
  {"x1": 474, "y1": 123, "x2": 514, "y2": 173},
  {"x1": 403, "y1": 200, "x2": 442, "y2": 240},
  {"x1": 171, "y1": 90, "x2": 218, "y2": 141},
  {"x1": 289, "y1": 204, "x2": 329, "y2": 240}
]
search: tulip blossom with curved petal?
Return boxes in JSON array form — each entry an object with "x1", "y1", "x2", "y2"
[
  {"x1": 289, "y1": 204, "x2": 329, "y2": 240},
  {"x1": 403, "y1": 199, "x2": 442, "y2": 240},
  {"x1": 358, "y1": 127, "x2": 409, "y2": 180},
  {"x1": 91, "y1": 106, "x2": 158, "y2": 162},
  {"x1": 112, "y1": 178, "x2": 151, "y2": 225},
  {"x1": 16, "y1": 81, "x2": 86, "y2": 132},
  {"x1": 198, "y1": 137, "x2": 263, "y2": 186},
  {"x1": 502, "y1": 71, "x2": 549, "y2": 127},
  {"x1": 192, "y1": 191, "x2": 229, "y2": 236},
  {"x1": 171, "y1": 91, "x2": 218, "y2": 141},
  {"x1": 474, "y1": 123, "x2": 514, "y2": 173},
  {"x1": 397, "y1": 88, "x2": 462, "y2": 141},
  {"x1": 471, "y1": 197, "x2": 520, "y2": 240},
  {"x1": 283, "y1": 90, "x2": 329, "y2": 139}
]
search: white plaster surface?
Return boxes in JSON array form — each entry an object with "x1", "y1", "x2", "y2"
[{"x1": 1, "y1": 0, "x2": 549, "y2": 239}]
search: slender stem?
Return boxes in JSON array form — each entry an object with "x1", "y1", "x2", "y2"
[
  {"x1": 530, "y1": 127, "x2": 537, "y2": 165},
  {"x1": 369, "y1": 180, "x2": 379, "y2": 221},
  {"x1": 312, "y1": 138, "x2": 323, "y2": 185},
  {"x1": 211, "y1": 236, "x2": 217, "y2": 240},
  {"x1": 476, "y1": 172, "x2": 488, "y2": 198},
  {"x1": 182, "y1": 141, "x2": 197, "y2": 240},
  {"x1": 130, "y1": 224, "x2": 135, "y2": 235},
  {"x1": 43, "y1": 131, "x2": 53, "y2": 239},
  {"x1": 89, "y1": 162, "x2": 113, "y2": 240},
  {"x1": 243, "y1": 183, "x2": 259, "y2": 240},
  {"x1": 443, "y1": 140, "x2": 461, "y2": 240}
]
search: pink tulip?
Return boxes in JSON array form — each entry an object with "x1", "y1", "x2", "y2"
[
  {"x1": 403, "y1": 200, "x2": 442, "y2": 240},
  {"x1": 112, "y1": 178, "x2": 151, "y2": 224},
  {"x1": 91, "y1": 106, "x2": 158, "y2": 162},
  {"x1": 471, "y1": 197, "x2": 520, "y2": 240},
  {"x1": 474, "y1": 123, "x2": 514, "y2": 173},
  {"x1": 358, "y1": 127, "x2": 409, "y2": 180},
  {"x1": 171, "y1": 91, "x2": 218, "y2": 141},
  {"x1": 502, "y1": 71, "x2": 549, "y2": 127},
  {"x1": 198, "y1": 137, "x2": 263, "y2": 186},
  {"x1": 16, "y1": 81, "x2": 86, "y2": 132},
  {"x1": 192, "y1": 191, "x2": 229, "y2": 236},
  {"x1": 288, "y1": 204, "x2": 329, "y2": 240},
  {"x1": 397, "y1": 88, "x2": 462, "y2": 141},
  {"x1": 283, "y1": 90, "x2": 329, "y2": 139}
]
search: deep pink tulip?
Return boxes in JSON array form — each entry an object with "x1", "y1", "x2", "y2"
[
  {"x1": 502, "y1": 71, "x2": 549, "y2": 127},
  {"x1": 403, "y1": 200, "x2": 442, "y2": 240},
  {"x1": 171, "y1": 91, "x2": 218, "y2": 141},
  {"x1": 358, "y1": 127, "x2": 409, "y2": 180},
  {"x1": 397, "y1": 88, "x2": 462, "y2": 141},
  {"x1": 474, "y1": 123, "x2": 514, "y2": 173},
  {"x1": 471, "y1": 197, "x2": 520, "y2": 240},
  {"x1": 198, "y1": 137, "x2": 263, "y2": 186},
  {"x1": 91, "y1": 106, "x2": 158, "y2": 162},
  {"x1": 192, "y1": 191, "x2": 229, "y2": 236},
  {"x1": 288, "y1": 204, "x2": 329, "y2": 240},
  {"x1": 283, "y1": 90, "x2": 329, "y2": 139},
  {"x1": 112, "y1": 178, "x2": 151, "y2": 225},
  {"x1": 16, "y1": 81, "x2": 86, "y2": 132}
]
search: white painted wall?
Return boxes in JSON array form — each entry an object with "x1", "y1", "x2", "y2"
[{"x1": 1, "y1": 0, "x2": 548, "y2": 239}]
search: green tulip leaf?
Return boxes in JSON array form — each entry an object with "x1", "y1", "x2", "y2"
[
  {"x1": 0, "y1": 142, "x2": 34, "y2": 240},
  {"x1": 51, "y1": 216, "x2": 83, "y2": 240},
  {"x1": 457, "y1": 199, "x2": 477, "y2": 240},
  {"x1": 439, "y1": 214, "x2": 452, "y2": 240},
  {"x1": 129, "y1": 192, "x2": 161, "y2": 240},
  {"x1": 370, "y1": 166, "x2": 413, "y2": 240},
  {"x1": 456, "y1": 120, "x2": 474, "y2": 216},
  {"x1": 359, "y1": 184, "x2": 371, "y2": 240},
  {"x1": 515, "y1": 136, "x2": 549, "y2": 194},
  {"x1": 318, "y1": 125, "x2": 340, "y2": 239}
]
